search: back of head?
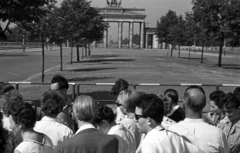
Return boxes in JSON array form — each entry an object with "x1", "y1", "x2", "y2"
[
  {"x1": 0, "y1": 83, "x2": 14, "y2": 95},
  {"x1": 209, "y1": 90, "x2": 226, "y2": 109},
  {"x1": 184, "y1": 86, "x2": 206, "y2": 113},
  {"x1": 221, "y1": 92, "x2": 239, "y2": 109},
  {"x1": 136, "y1": 93, "x2": 164, "y2": 124},
  {"x1": 110, "y1": 78, "x2": 129, "y2": 97},
  {"x1": 117, "y1": 89, "x2": 140, "y2": 113},
  {"x1": 0, "y1": 89, "x2": 23, "y2": 116},
  {"x1": 234, "y1": 87, "x2": 240, "y2": 103},
  {"x1": 51, "y1": 75, "x2": 69, "y2": 90},
  {"x1": 8, "y1": 101, "x2": 36, "y2": 129},
  {"x1": 40, "y1": 91, "x2": 65, "y2": 116},
  {"x1": 93, "y1": 104, "x2": 115, "y2": 125},
  {"x1": 164, "y1": 89, "x2": 179, "y2": 104},
  {"x1": 73, "y1": 95, "x2": 96, "y2": 123}
]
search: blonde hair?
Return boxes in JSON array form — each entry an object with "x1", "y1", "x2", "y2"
[
  {"x1": 73, "y1": 95, "x2": 97, "y2": 122},
  {"x1": 117, "y1": 89, "x2": 140, "y2": 113}
]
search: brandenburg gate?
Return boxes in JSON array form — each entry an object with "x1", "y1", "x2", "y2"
[{"x1": 95, "y1": 1, "x2": 146, "y2": 48}]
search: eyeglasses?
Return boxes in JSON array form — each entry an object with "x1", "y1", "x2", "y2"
[
  {"x1": 116, "y1": 101, "x2": 126, "y2": 108},
  {"x1": 135, "y1": 113, "x2": 146, "y2": 121}
]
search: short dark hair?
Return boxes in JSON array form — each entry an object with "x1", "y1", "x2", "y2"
[
  {"x1": 40, "y1": 91, "x2": 65, "y2": 116},
  {"x1": 209, "y1": 90, "x2": 226, "y2": 109},
  {"x1": 93, "y1": 104, "x2": 115, "y2": 125},
  {"x1": 0, "y1": 89, "x2": 23, "y2": 116},
  {"x1": 234, "y1": 87, "x2": 240, "y2": 102},
  {"x1": 164, "y1": 89, "x2": 178, "y2": 104},
  {"x1": 0, "y1": 83, "x2": 14, "y2": 95},
  {"x1": 8, "y1": 101, "x2": 36, "y2": 129},
  {"x1": 136, "y1": 93, "x2": 164, "y2": 124},
  {"x1": 184, "y1": 85, "x2": 206, "y2": 112},
  {"x1": 221, "y1": 92, "x2": 239, "y2": 109},
  {"x1": 51, "y1": 75, "x2": 69, "y2": 90},
  {"x1": 110, "y1": 78, "x2": 129, "y2": 96}
]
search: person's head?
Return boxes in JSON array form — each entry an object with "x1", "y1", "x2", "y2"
[
  {"x1": 73, "y1": 95, "x2": 97, "y2": 124},
  {"x1": 116, "y1": 89, "x2": 140, "y2": 115},
  {"x1": 159, "y1": 95, "x2": 172, "y2": 115},
  {"x1": 0, "y1": 89, "x2": 23, "y2": 116},
  {"x1": 93, "y1": 104, "x2": 115, "y2": 133},
  {"x1": 51, "y1": 75, "x2": 69, "y2": 102},
  {"x1": 40, "y1": 91, "x2": 65, "y2": 117},
  {"x1": 135, "y1": 93, "x2": 164, "y2": 134},
  {"x1": 0, "y1": 83, "x2": 14, "y2": 95},
  {"x1": 221, "y1": 92, "x2": 240, "y2": 122},
  {"x1": 110, "y1": 78, "x2": 129, "y2": 97},
  {"x1": 183, "y1": 85, "x2": 206, "y2": 114},
  {"x1": 8, "y1": 101, "x2": 36, "y2": 135},
  {"x1": 164, "y1": 89, "x2": 179, "y2": 105},
  {"x1": 209, "y1": 90, "x2": 226, "y2": 115},
  {"x1": 234, "y1": 87, "x2": 240, "y2": 103}
]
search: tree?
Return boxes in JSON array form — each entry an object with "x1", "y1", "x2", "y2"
[
  {"x1": 168, "y1": 15, "x2": 186, "y2": 58},
  {"x1": 156, "y1": 10, "x2": 178, "y2": 52},
  {"x1": 0, "y1": 0, "x2": 55, "y2": 38},
  {"x1": 192, "y1": 0, "x2": 231, "y2": 67},
  {"x1": 133, "y1": 34, "x2": 140, "y2": 46}
]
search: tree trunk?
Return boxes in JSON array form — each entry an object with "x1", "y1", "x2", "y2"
[
  {"x1": 60, "y1": 43, "x2": 63, "y2": 71},
  {"x1": 81, "y1": 46, "x2": 84, "y2": 59},
  {"x1": 76, "y1": 44, "x2": 80, "y2": 62},
  {"x1": 201, "y1": 42, "x2": 205, "y2": 64},
  {"x1": 178, "y1": 45, "x2": 180, "y2": 58},
  {"x1": 218, "y1": 38, "x2": 224, "y2": 67},
  {"x1": 85, "y1": 43, "x2": 87, "y2": 57},
  {"x1": 22, "y1": 35, "x2": 25, "y2": 52},
  {"x1": 188, "y1": 46, "x2": 191, "y2": 61},
  {"x1": 170, "y1": 44, "x2": 174, "y2": 57},
  {"x1": 88, "y1": 43, "x2": 91, "y2": 56},
  {"x1": 41, "y1": 33, "x2": 45, "y2": 83},
  {"x1": 70, "y1": 39, "x2": 73, "y2": 65}
]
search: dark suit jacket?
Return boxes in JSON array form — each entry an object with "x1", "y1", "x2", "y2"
[
  {"x1": 168, "y1": 106, "x2": 185, "y2": 122},
  {"x1": 53, "y1": 128, "x2": 119, "y2": 153}
]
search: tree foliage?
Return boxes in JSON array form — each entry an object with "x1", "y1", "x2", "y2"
[{"x1": 0, "y1": 0, "x2": 56, "y2": 38}]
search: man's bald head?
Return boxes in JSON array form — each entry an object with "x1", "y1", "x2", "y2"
[{"x1": 184, "y1": 86, "x2": 206, "y2": 113}]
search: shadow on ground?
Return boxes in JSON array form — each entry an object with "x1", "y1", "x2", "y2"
[
  {"x1": 67, "y1": 76, "x2": 114, "y2": 82},
  {"x1": 181, "y1": 57, "x2": 207, "y2": 60},
  {"x1": 73, "y1": 58, "x2": 135, "y2": 63},
  {"x1": 0, "y1": 54, "x2": 29, "y2": 57},
  {"x1": 212, "y1": 64, "x2": 240, "y2": 70},
  {"x1": 67, "y1": 68, "x2": 116, "y2": 72}
]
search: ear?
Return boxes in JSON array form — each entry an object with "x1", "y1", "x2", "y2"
[{"x1": 147, "y1": 117, "x2": 152, "y2": 125}]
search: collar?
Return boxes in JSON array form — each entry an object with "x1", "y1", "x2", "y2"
[
  {"x1": 41, "y1": 116, "x2": 59, "y2": 122},
  {"x1": 75, "y1": 124, "x2": 95, "y2": 135},
  {"x1": 168, "y1": 105, "x2": 180, "y2": 116},
  {"x1": 155, "y1": 125, "x2": 165, "y2": 131},
  {"x1": 183, "y1": 118, "x2": 205, "y2": 123}
]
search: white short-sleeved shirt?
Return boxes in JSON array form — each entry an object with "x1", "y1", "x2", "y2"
[
  {"x1": 15, "y1": 134, "x2": 53, "y2": 153},
  {"x1": 120, "y1": 118, "x2": 141, "y2": 148},
  {"x1": 168, "y1": 118, "x2": 229, "y2": 153},
  {"x1": 34, "y1": 116, "x2": 73, "y2": 148},
  {"x1": 141, "y1": 126, "x2": 202, "y2": 153},
  {"x1": 108, "y1": 124, "x2": 136, "y2": 153}
]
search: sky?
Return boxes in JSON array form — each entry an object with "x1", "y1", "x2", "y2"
[{"x1": 56, "y1": 0, "x2": 193, "y2": 41}]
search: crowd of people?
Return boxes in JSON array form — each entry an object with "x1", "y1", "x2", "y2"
[{"x1": 0, "y1": 76, "x2": 240, "y2": 153}]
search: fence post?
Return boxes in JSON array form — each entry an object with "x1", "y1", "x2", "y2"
[
  {"x1": 15, "y1": 83, "x2": 19, "y2": 90},
  {"x1": 77, "y1": 84, "x2": 80, "y2": 97},
  {"x1": 215, "y1": 85, "x2": 220, "y2": 91},
  {"x1": 133, "y1": 84, "x2": 137, "y2": 90},
  {"x1": 72, "y1": 84, "x2": 76, "y2": 100}
]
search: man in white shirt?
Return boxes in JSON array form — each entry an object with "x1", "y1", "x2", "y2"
[
  {"x1": 34, "y1": 91, "x2": 73, "y2": 148},
  {"x1": 135, "y1": 93, "x2": 203, "y2": 153},
  {"x1": 168, "y1": 85, "x2": 229, "y2": 153}
]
